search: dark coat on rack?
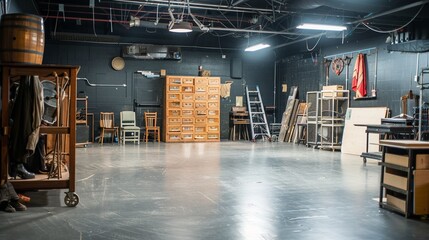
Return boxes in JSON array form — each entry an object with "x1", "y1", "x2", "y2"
[{"x1": 9, "y1": 76, "x2": 44, "y2": 164}]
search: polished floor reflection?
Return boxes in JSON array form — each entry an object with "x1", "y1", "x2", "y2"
[{"x1": 1, "y1": 142, "x2": 428, "y2": 240}]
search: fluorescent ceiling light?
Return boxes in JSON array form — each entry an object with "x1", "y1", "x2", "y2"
[
  {"x1": 245, "y1": 43, "x2": 270, "y2": 52},
  {"x1": 169, "y1": 21, "x2": 193, "y2": 33},
  {"x1": 297, "y1": 23, "x2": 347, "y2": 31}
]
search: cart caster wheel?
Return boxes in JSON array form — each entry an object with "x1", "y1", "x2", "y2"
[
  {"x1": 251, "y1": 139, "x2": 256, "y2": 142},
  {"x1": 64, "y1": 192, "x2": 79, "y2": 207},
  {"x1": 363, "y1": 157, "x2": 367, "y2": 164}
]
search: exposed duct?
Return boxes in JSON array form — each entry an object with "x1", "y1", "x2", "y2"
[{"x1": 122, "y1": 44, "x2": 182, "y2": 60}]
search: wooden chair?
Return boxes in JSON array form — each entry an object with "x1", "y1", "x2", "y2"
[
  {"x1": 144, "y1": 112, "x2": 160, "y2": 142},
  {"x1": 120, "y1": 111, "x2": 140, "y2": 144},
  {"x1": 99, "y1": 112, "x2": 118, "y2": 145}
]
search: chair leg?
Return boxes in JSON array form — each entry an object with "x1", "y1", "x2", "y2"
[
  {"x1": 145, "y1": 129, "x2": 148, "y2": 143},
  {"x1": 157, "y1": 129, "x2": 160, "y2": 142},
  {"x1": 100, "y1": 129, "x2": 104, "y2": 145}
]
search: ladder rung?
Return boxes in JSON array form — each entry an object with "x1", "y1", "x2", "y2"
[
  {"x1": 249, "y1": 101, "x2": 261, "y2": 103},
  {"x1": 247, "y1": 91, "x2": 258, "y2": 93},
  {"x1": 253, "y1": 123, "x2": 266, "y2": 125},
  {"x1": 251, "y1": 112, "x2": 264, "y2": 114}
]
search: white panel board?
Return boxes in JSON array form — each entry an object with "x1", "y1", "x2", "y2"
[{"x1": 341, "y1": 107, "x2": 388, "y2": 155}]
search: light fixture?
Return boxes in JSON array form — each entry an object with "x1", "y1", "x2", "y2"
[
  {"x1": 245, "y1": 43, "x2": 270, "y2": 52},
  {"x1": 167, "y1": 8, "x2": 193, "y2": 33},
  {"x1": 169, "y1": 21, "x2": 193, "y2": 33},
  {"x1": 296, "y1": 23, "x2": 347, "y2": 31}
]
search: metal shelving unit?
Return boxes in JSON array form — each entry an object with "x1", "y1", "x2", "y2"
[{"x1": 319, "y1": 90, "x2": 349, "y2": 151}]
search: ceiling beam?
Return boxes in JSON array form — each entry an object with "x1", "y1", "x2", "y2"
[{"x1": 110, "y1": 0, "x2": 293, "y2": 14}]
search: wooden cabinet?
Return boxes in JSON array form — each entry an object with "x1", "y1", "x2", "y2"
[
  {"x1": 379, "y1": 140, "x2": 429, "y2": 217},
  {"x1": 1, "y1": 64, "x2": 80, "y2": 207},
  {"x1": 163, "y1": 76, "x2": 220, "y2": 142}
]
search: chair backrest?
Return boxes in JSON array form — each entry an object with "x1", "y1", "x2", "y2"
[
  {"x1": 100, "y1": 112, "x2": 115, "y2": 128},
  {"x1": 120, "y1": 111, "x2": 137, "y2": 127},
  {"x1": 144, "y1": 112, "x2": 158, "y2": 128}
]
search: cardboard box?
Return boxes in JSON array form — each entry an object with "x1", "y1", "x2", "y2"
[
  {"x1": 416, "y1": 154, "x2": 429, "y2": 170},
  {"x1": 414, "y1": 170, "x2": 429, "y2": 215},
  {"x1": 160, "y1": 69, "x2": 166, "y2": 77},
  {"x1": 322, "y1": 85, "x2": 344, "y2": 97},
  {"x1": 386, "y1": 194, "x2": 406, "y2": 212},
  {"x1": 385, "y1": 153, "x2": 409, "y2": 167},
  {"x1": 384, "y1": 170, "x2": 408, "y2": 190}
]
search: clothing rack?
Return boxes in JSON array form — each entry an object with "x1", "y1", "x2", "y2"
[{"x1": 324, "y1": 47, "x2": 378, "y2": 96}]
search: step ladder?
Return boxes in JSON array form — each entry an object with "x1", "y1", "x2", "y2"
[{"x1": 246, "y1": 86, "x2": 271, "y2": 141}]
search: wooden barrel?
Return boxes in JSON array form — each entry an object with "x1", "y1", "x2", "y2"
[{"x1": 0, "y1": 13, "x2": 45, "y2": 64}]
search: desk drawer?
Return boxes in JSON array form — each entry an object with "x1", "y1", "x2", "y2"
[{"x1": 385, "y1": 153, "x2": 409, "y2": 167}]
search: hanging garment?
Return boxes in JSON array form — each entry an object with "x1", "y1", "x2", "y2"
[
  {"x1": 351, "y1": 53, "x2": 367, "y2": 98},
  {"x1": 220, "y1": 82, "x2": 232, "y2": 98},
  {"x1": 9, "y1": 76, "x2": 44, "y2": 164}
]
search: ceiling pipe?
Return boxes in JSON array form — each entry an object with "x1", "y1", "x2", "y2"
[
  {"x1": 348, "y1": 0, "x2": 429, "y2": 24},
  {"x1": 231, "y1": 0, "x2": 251, "y2": 7},
  {"x1": 271, "y1": 33, "x2": 326, "y2": 50},
  {"x1": 110, "y1": 0, "x2": 293, "y2": 14},
  {"x1": 209, "y1": 27, "x2": 310, "y2": 36}
]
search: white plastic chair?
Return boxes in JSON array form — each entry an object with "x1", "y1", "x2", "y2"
[{"x1": 120, "y1": 111, "x2": 140, "y2": 144}]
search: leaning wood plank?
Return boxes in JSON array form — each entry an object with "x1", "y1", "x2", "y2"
[
  {"x1": 341, "y1": 107, "x2": 389, "y2": 155},
  {"x1": 287, "y1": 100, "x2": 300, "y2": 142},
  {"x1": 278, "y1": 99, "x2": 295, "y2": 142},
  {"x1": 278, "y1": 86, "x2": 298, "y2": 142},
  {"x1": 290, "y1": 103, "x2": 308, "y2": 142}
]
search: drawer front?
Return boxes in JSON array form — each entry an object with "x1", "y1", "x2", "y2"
[
  {"x1": 181, "y1": 133, "x2": 194, "y2": 141},
  {"x1": 182, "y1": 125, "x2": 194, "y2": 133},
  {"x1": 208, "y1": 78, "x2": 220, "y2": 85},
  {"x1": 195, "y1": 102, "x2": 207, "y2": 109},
  {"x1": 194, "y1": 125, "x2": 206, "y2": 133},
  {"x1": 182, "y1": 93, "x2": 194, "y2": 101},
  {"x1": 168, "y1": 117, "x2": 181, "y2": 125},
  {"x1": 167, "y1": 125, "x2": 181, "y2": 133},
  {"x1": 195, "y1": 85, "x2": 207, "y2": 93},
  {"x1": 168, "y1": 109, "x2": 181, "y2": 116},
  {"x1": 207, "y1": 133, "x2": 220, "y2": 140},
  {"x1": 208, "y1": 94, "x2": 219, "y2": 101},
  {"x1": 208, "y1": 109, "x2": 219, "y2": 116},
  {"x1": 195, "y1": 94, "x2": 207, "y2": 101},
  {"x1": 207, "y1": 117, "x2": 219, "y2": 124},
  {"x1": 167, "y1": 133, "x2": 181, "y2": 142},
  {"x1": 207, "y1": 125, "x2": 219, "y2": 132},
  {"x1": 195, "y1": 117, "x2": 207, "y2": 124},
  {"x1": 181, "y1": 101, "x2": 194, "y2": 109},
  {"x1": 208, "y1": 101, "x2": 219, "y2": 109},
  {"x1": 208, "y1": 86, "x2": 220, "y2": 94},
  {"x1": 167, "y1": 101, "x2": 181, "y2": 108},
  {"x1": 182, "y1": 77, "x2": 194, "y2": 85},
  {"x1": 167, "y1": 93, "x2": 181, "y2": 100},
  {"x1": 181, "y1": 110, "x2": 194, "y2": 117},
  {"x1": 195, "y1": 78, "x2": 208, "y2": 85},
  {"x1": 194, "y1": 133, "x2": 207, "y2": 141},
  {"x1": 168, "y1": 85, "x2": 180, "y2": 92},
  {"x1": 182, "y1": 117, "x2": 194, "y2": 124},
  {"x1": 195, "y1": 110, "x2": 207, "y2": 116},
  {"x1": 182, "y1": 86, "x2": 194, "y2": 93},
  {"x1": 168, "y1": 77, "x2": 181, "y2": 85}
]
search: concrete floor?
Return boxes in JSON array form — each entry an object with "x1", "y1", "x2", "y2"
[{"x1": 1, "y1": 142, "x2": 428, "y2": 240}]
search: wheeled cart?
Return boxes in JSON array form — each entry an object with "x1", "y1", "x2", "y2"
[{"x1": 1, "y1": 64, "x2": 79, "y2": 207}]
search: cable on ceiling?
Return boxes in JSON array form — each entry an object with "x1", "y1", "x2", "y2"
[
  {"x1": 306, "y1": 34, "x2": 322, "y2": 51},
  {"x1": 361, "y1": 4, "x2": 425, "y2": 34}
]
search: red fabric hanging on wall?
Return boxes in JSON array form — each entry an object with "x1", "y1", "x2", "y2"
[{"x1": 351, "y1": 53, "x2": 367, "y2": 98}]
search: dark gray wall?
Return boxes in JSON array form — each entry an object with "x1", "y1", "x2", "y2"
[
  {"x1": 276, "y1": 36, "x2": 429, "y2": 121},
  {"x1": 43, "y1": 42, "x2": 275, "y2": 139}
]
